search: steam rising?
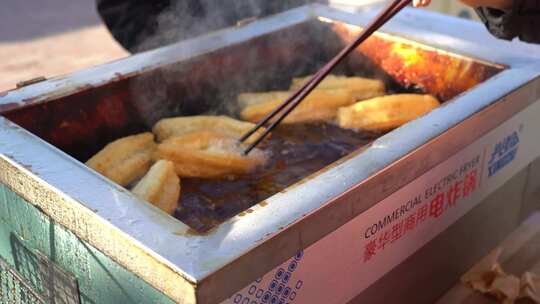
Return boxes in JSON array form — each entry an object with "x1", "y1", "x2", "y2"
[
  {"x1": 134, "y1": 1, "x2": 314, "y2": 53},
  {"x1": 127, "y1": 1, "x2": 398, "y2": 129}
]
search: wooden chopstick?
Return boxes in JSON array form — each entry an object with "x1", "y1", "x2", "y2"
[{"x1": 240, "y1": 0, "x2": 412, "y2": 155}]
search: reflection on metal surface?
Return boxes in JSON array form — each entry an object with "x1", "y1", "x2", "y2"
[
  {"x1": 10, "y1": 235, "x2": 45, "y2": 299},
  {"x1": 11, "y1": 234, "x2": 81, "y2": 304},
  {"x1": 0, "y1": 255, "x2": 46, "y2": 304},
  {"x1": 35, "y1": 252, "x2": 81, "y2": 304},
  {"x1": 332, "y1": 22, "x2": 503, "y2": 101}
]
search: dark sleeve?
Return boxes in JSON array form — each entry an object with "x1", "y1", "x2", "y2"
[
  {"x1": 96, "y1": 0, "x2": 174, "y2": 52},
  {"x1": 97, "y1": 0, "x2": 317, "y2": 53},
  {"x1": 475, "y1": 0, "x2": 540, "y2": 43},
  {"x1": 96, "y1": 0, "x2": 207, "y2": 53}
]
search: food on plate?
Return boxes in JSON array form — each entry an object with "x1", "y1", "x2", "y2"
[
  {"x1": 153, "y1": 115, "x2": 265, "y2": 144},
  {"x1": 461, "y1": 248, "x2": 505, "y2": 293},
  {"x1": 155, "y1": 131, "x2": 267, "y2": 178},
  {"x1": 459, "y1": 247, "x2": 540, "y2": 304},
  {"x1": 337, "y1": 94, "x2": 440, "y2": 131},
  {"x1": 240, "y1": 89, "x2": 355, "y2": 124},
  {"x1": 520, "y1": 272, "x2": 540, "y2": 303},
  {"x1": 86, "y1": 132, "x2": 156, "y2": 186},
  {"x1": 290, "y1": 75, "x2": 385, "y2": 101},
  {"x1": 132, "y1": 160, "x2": 180, "y2": 215},
  {"x1": 489, "y1": 274, "x2": 520, "y2": 303}
]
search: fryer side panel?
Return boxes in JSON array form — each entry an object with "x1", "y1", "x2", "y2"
[
  {"x1": 0, "y1": 184, "x2": 176, "y2": 304},
  {"x1": 218, "y1": 95, "x2": 540, "y2": 304},
  {"x1": 351, "y1": 167, "x2": 527, "y2": 304}
]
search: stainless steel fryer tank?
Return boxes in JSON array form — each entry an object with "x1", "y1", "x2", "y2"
[{"x1": 1, "y1": 4, "x2": 540, "y2": 304}]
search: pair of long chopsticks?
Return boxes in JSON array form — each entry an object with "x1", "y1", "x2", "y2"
[{"x1": 239, "y1": 0, "x2": 412, "y2": 155}]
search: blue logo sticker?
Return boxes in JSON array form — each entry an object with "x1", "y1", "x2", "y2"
[
  {"x1": 275, "y1": 268, "x2": 285, "y2": 280},
  {"x1": 282, "y1": 287, "x2": 291, "y2": 298},
  {"x1": 249, "y1": 286, "x2": 257, "y2": 295},
  {"x1": 288, "y1": 261, "x2": 298, "y2": 272},
  {"x1": 289, "y1": 291, "x2": 297, "y2": 301},
  {"x1": 488, "y1": 131, "x2": 520, "y2": 177},
  {"x1": 276, "y1": 284, "x2": 285, "y2": 295},
  {"x1": 282, "y1": 272, "x2": 291, "y2": 284},
  {"x1": 262, "y1": 292, "x2": 271, "y2": 303},
  {"x1": 228, "y1": 250, "x2": 306, "y2": 304}
]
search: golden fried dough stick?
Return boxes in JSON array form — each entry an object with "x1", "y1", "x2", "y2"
[
  {"x1": 337, "y1": 94, "x2": 439, "y2": 131},
  {"x1": 155, "y1": 131, "x2": 267, "y2": 178},
  {"x1": 240, "y1": 89, "x2": 354, "y2": 124},
  {"x1": 132, "y1": 160, "x2": 180, "y2": 215},
  {"x1": 290, "y1": 75, "x2": 385, "y2": 101},
  {"x1": 153, "y1": 115, "x2": 265, "y2": 144},
  {"x1": 86, "y1": 133, "x2": 156, "y2": 186},
  {"x1": 237, "y1": 91, "x2": 290, "y2": 108}
]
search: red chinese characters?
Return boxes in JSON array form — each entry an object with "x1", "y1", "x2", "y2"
[
  {"x1": 463, "y1": 169, "x2": 477, "y2": 198},
  {"x1": 417, "y1": 204, "x2": 428, "y2": 224},
  {"x1": 377, "y1": 230, "x2": 391, "y2": 250},
  {"x1": 429, "y1": 193, "x2": 444, "y2": 218},
  {"x1": 403, "y1": 214, "x2": 416, "y2": 233},
  {"x1": 362, "y1": 166, "x2": 480, "y2": 264},
  {"x1": 390, "y1": 222, "x2": 403, "y2": 243},
  {"x1": 446, "y1": 181, "x2": 462, "y2": 209},
  {"x1": 364, "y1": 239, "x2": 377, "y2": 262}
]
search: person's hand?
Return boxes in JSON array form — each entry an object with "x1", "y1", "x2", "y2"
[
  {"x1": 413, "y1": 0, "x2": 513, "y2": 10},
  {"x1": 412, "y1": 0, "x2": 431, "y2": 7}
]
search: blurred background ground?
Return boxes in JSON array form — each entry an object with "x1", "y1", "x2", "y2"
[{"x1": 0, "y1": 0, "x2": 128, "y2": 91}]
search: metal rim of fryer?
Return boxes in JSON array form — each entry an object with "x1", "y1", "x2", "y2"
[{"x1": 1, "y1": 4, "x2": 540, "y2": 304}]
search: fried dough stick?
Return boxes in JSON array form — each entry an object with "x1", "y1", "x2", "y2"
[
  {"x1": 86, "y1": 133, "x2": 156, "y2": 186},
  {"x1": 132, "y1": 160, "x2": 180, "y2": 215},
  {"x1": 239, "y1": 89, "x2": 354, "y2": 124},
  {"x1": 337, "y1": 94, "x2": 439, "y2": 131},
  {"x1": 290, "y1": 75, "x2": 386, "y2": 101},
  {"x1": 153, "y1": 115, "x2": 265, "y2": 143},
  {"x1": 237, "y1": 91, "x2": 290, "y2": 108},
  {"x1": 155, "y1": 131, "x2": 267, "y2": 178}
]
